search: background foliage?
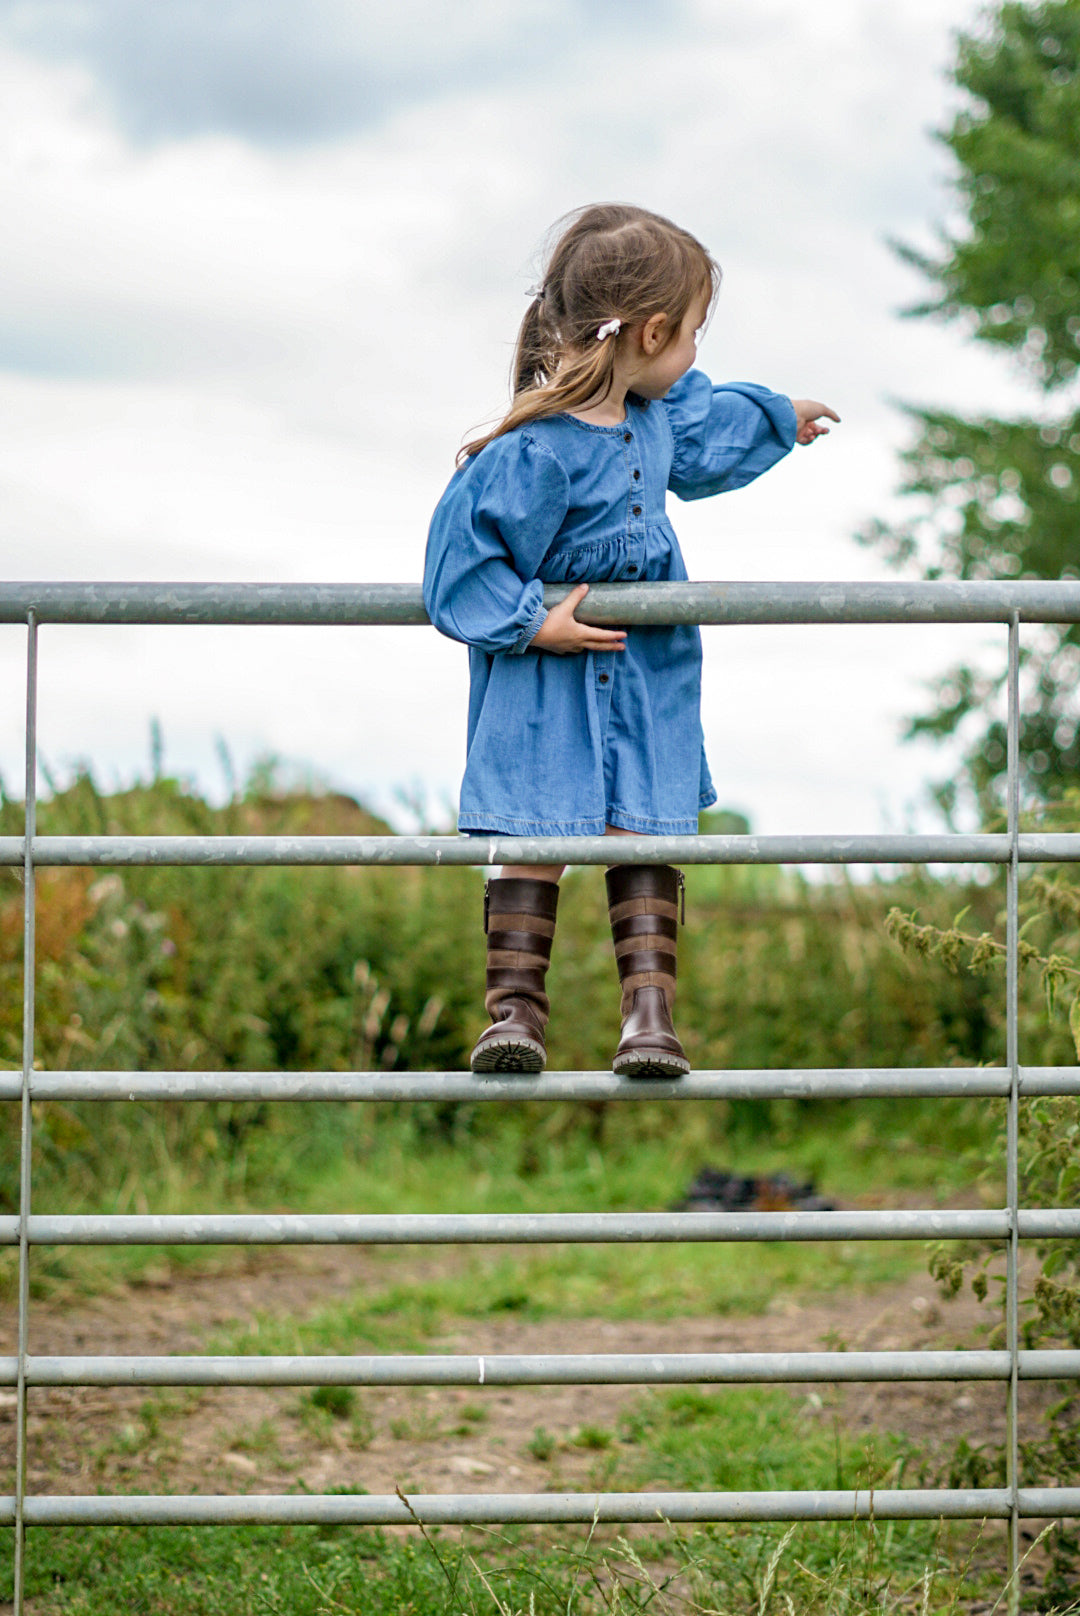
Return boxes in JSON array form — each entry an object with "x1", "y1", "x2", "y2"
[{"x1": 858, "y1": 0, "x2": 1080, "y2": 820}]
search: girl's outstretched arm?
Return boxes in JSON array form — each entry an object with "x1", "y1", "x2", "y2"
[
  {"x1": 664, "y1": 376, "x2": 797, "y2": 500},
  {"x1": 791, "y1": 399, "x2": 840, "y2": 445}
]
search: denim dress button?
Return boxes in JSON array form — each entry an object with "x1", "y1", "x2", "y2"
[
  {"x1": 626, "y1": 565, "x2": 638, "y2": 576},
  {"x1": 598, "y1": 672, "x2": 610, "y2": 684},
  {"x1": 623, "y1": 432, "x2": 633, "y2": 443},
  {"x1": 632, "y1": 505, "x2": 642, "y2": 516}
]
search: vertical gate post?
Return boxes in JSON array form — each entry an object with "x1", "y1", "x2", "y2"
[
  {"x1": 14, "y1": 614, "x2": 38, "y2": 1615},
  {"x1": 1005, "y1": 611, "x2": 1021, "y2": 1614}
]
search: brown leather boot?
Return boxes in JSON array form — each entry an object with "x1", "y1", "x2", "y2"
[
  {"x1": 470, "y1": 877, "x2": 559, "y2": 1073},
  {"x1": 605, "y1": 864, "x2": 689, "y2": 1079}
]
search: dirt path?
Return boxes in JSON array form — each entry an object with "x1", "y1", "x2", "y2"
[{"x1": 1, "y1": 1245, "x2": 1011, "y2": 1502}]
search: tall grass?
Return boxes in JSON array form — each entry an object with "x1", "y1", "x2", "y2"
[{"x1": 11, "y1": 1513, "x2": 1073, "y2": 1614}]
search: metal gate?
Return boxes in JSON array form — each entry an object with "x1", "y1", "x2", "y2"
[{"x1": 3, "y1": 578, "x2": 1080, "y2": 1615}]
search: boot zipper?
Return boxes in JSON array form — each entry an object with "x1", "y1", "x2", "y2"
[
  {"x1": 483, "y1": 880, "x2": 491, "y2": 935},
  {"x1": 677, "y1": 869, "x2": 685, "y2": 925}
]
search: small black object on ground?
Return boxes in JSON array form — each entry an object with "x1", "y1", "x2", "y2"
[{"x1": 671, "y1": 1166, "x2": 836, "y2": 1212}]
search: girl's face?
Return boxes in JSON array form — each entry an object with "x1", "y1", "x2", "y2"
[{"x1": 631, "y1": 290, "x2": 711, "y2": 399}]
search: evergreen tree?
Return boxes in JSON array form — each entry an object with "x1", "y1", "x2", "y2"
[{"x1": 859, "y1": 0, "x2": 1080, "y2": 820}]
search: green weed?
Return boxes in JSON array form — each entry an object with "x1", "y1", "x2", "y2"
[
  {"x1": 527, "y1": 1426, "x2": 556, "y2": 1462},
  {"x1": 307, "y1": 1384, "x2": 355, "y2": 1419},
  {"x1": 572, "y1": 1423, "x2": 613, "y2": 1451}
]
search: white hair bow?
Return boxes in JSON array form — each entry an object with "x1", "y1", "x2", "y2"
[{"x1": 596, "y1": 318, "x2": 622, "y2": 342}]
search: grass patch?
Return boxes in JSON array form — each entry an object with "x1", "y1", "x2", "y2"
[
  {"x1": 159, "y1": 1098, "x2": 997, "y2": 1354},
  {"x1": 614, "y1": 1383, "x2": 913, "y2": 1498},
  {"x1": 7, "y1": 1512, "x2": 1015, "y2": 1613},
  {"x1": 206, "y1": 1233, "x2": 938, "y2": 1366}
]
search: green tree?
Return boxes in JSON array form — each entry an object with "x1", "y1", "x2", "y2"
[{"x1": 859, "y1": 0, "x2": 1080, "y2": 820}]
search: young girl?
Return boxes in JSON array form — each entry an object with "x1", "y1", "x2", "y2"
[{"x1": 424, "y1": 204, "x2": 837, "y2": 1079}]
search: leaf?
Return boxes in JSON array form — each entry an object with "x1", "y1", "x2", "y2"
[{"x1": 1069, "y1": 994, "x2": 1080, "y2": 1062}]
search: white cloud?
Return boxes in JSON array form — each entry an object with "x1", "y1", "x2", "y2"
[{"x1": 0, "y1": 0, "x2": 638, "y2": 144}]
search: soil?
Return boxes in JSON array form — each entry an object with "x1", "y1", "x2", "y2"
[{"x1": 0, "y1": 1244, "x2": 1017, "y2": 1503}]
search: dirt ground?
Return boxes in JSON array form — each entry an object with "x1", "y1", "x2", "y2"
[{"x1": 0, "y1": 1244, "x2": 1017, "y2": 1502}]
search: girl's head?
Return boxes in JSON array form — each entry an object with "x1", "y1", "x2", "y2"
[{"x1": 459, "y1": 204, "x2": 720, "y2": 461}]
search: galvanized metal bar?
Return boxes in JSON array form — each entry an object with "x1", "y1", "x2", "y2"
[
  {"x1": 1018, "y1": 1067, "x2": 1080, "y2": 1096},
  {"x1": 0, "y1": 581, "x2": 436, "y2": 626},
  {"x1": 0, "y1": 830, "x2": 1021, "y2": 868},
  {"x1": 0, "y1": 1066, "x2": 1017, "y2": 1103},
  {"x1": 0, "y1": 1208, "x2": 1040, "y2": 1246},
  {"x1": 1005, "y1": 614, "x2": 1022, "y2": 1614},
  {"x1": 6, "y1": 1347, "x2": 1080, "y2": 1389},
  {"x1": 5, "y1": 1065, "x2": 1080, "y2": 1105},
  {"x1": 13, "y1": 616, "x2": 37, "y2": 1616},
  {"x1": 7, "y1": 830, "x2": 1080, "y2": 867},
  {"x1": 8, "y1": 577, "x2": 1080, "y2": 625},
  {"x1": 1014, "y1": 833, "x2": 1080, "y2": 860},
  {"x1": 4, "y1": 1485, "x2": 1079, "y2": 1527},
  {"x1": 6, "y1": 1207, "x2": 1076, "y2": 1246},
  {"x1": 0, "y1": 1486, "x2": 1045, "y2": 1527}
]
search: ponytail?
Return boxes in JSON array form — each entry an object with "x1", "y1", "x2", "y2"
[
  {"x1": 460, "y1": 317, "x2": 621, "y2": 463},
  {"x1": 513, "y1": 296, "x2": 548, "y2": 396}
]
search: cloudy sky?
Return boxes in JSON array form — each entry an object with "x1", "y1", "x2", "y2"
[{"x1": 0, "y1": 0, "x2": 1034, "y2": 834}]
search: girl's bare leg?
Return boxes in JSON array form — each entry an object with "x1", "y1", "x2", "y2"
[
  {"x1": 500, "y1": 824, "x2": 634, "y2": 882},
  {"x1": 498, "y1": 863, "x2": 563, "y2": 881}
]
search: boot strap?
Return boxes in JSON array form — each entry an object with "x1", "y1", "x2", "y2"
[
  {"x1": 610, "y1": 911, "x2": 678, "y2": 944},
  {"x1": 607, "y1": 896, "x2": 680, "y2": 928},
  {"x1": 486, "y1": 965, "x2": 554, "y2": 995},
  {"x1": 487, "y1": 926, "x2": 555, "y2": 958},
  {"x1": 616, "y1": 948, "x2": 678, "y2": 982},
  {"x1": 605, "y1": 864, "x2": 684, "y2": 923},
  {"x1": 485, "y1": 878, "x2": 559, "y2": 934},
  {"x1": 487, "y1": 951, "x2": 552, "y2": 973}
]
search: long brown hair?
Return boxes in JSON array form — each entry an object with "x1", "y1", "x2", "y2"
[{"x1": 458, "y1": 204, "x2": 720, "y2": 464}]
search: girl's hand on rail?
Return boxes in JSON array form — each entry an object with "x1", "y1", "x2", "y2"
[
  {"x1": 530, "y1": 584, "x2": 628, "y2": 655},
  {"x1": 792, "y1": 399, "x2": 840, "y2": 445}
]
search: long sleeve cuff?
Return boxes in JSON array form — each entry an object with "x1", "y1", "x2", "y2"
[{"x1": 509, "y1": 598, "x2": 549, "y2": 655}]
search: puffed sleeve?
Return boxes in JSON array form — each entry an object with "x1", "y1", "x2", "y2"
[
  {"x1": 423, "y1": 431, "x2": 570, "y2": 655},
  {"x1": 664, "y1": 370, "x2": 797, "y2": 501}
]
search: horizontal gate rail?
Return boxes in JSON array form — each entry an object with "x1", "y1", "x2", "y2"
[
  {"x1": 5, "y1": 1487, "x2": 1080, "y2": 1527},
  {"x1": 9, "y1": 580, "x2": 1080, "y2": 1614},
  {"x1": 4, "y1": 1065, "x2": 1080, "y2": 1101},
  {"x1": 7, "y1": 576, "x2": 1080, "y2": 625},
  {"x1": 0, "y1": 832, "x2": 1013, "y2": 866},
  {"x1": 3, "y1": 1208, "x2": 1080, "y2": 1245},
  {"x1": 4, "y1": 830, "x2": 1080, "y2": 865},
  {"x1": 6, "y1": 1348, "x2": 1080, "y2": 1387},
  {"x1": 5, "y1": 831, "x2": 1080, "y2": 865}
]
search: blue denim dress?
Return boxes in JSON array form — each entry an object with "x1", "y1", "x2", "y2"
[{"x1": 424, "y1": 370, "x2": 796, "y2": 836}]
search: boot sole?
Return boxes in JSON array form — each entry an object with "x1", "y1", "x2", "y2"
[
  {"x1": 471, "y1": 1037, "x2": 546, "y2": 1074},
  {"x1": 613, "y1": 1051, "x2": 690, "y2": 1080}
]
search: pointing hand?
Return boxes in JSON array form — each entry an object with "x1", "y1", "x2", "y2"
[{"x1": 792, "y1": 399, "x2": 840, "y2": 445}]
